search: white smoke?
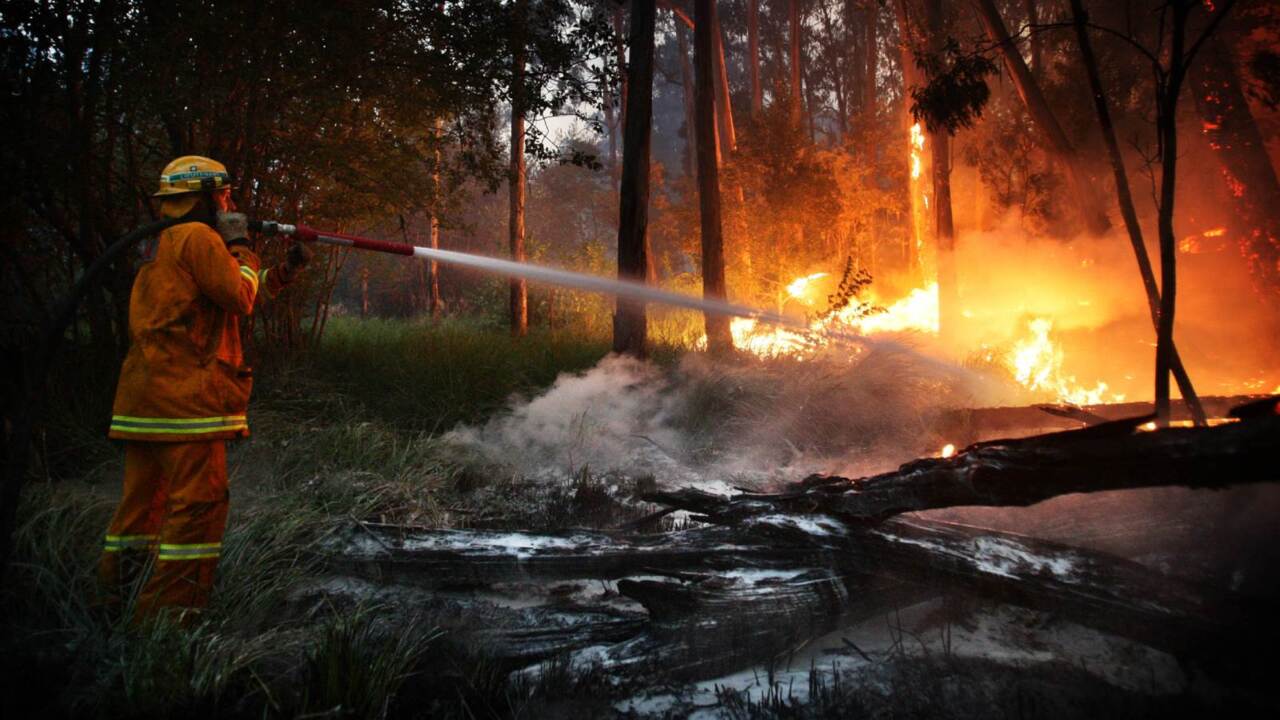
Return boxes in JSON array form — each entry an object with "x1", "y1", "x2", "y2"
[{"x1": 445, "y1": 343, "x2": 999, "y2": 491}]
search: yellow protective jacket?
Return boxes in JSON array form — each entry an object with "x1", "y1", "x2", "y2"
[{"x1": 109, "y1": 221, "x2": 287, "y2": 442}]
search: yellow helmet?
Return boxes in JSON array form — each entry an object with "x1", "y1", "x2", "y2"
[{"x1": 153, "y1": 155, "x2": 233, "y2": 218}]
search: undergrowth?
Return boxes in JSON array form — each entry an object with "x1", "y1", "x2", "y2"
[
  {"x1": 308, "y1": 316, "x2": 614, "y2": 431},
  {"x1": 4, "y1": 317, "x2": 671, "y2": 717}
]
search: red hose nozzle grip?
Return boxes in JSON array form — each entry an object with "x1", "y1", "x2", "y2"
[{"x1": 293, "y1": 225, "x2": 319, "y2": 243}]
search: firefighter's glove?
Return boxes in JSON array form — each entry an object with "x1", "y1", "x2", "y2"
[
  {"x1": 286, "y1": 242, "x2": 314, "y2": 272},
  {"x1": 215, "y1": 212, "x2": 250, "y2": 246}
]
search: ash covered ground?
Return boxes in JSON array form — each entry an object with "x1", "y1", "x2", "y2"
[{"x1": 301, "y1": 353, "x2": 1280, "y2": 718}]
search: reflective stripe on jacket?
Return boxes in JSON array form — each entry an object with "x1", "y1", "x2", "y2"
[{"x1": 109, "y1": 221, "x2": 287, "y2": 442}]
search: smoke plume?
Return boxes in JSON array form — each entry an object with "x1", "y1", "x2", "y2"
[{"x1": 445, "y1": 345, "x2": 993, "y2": 491}]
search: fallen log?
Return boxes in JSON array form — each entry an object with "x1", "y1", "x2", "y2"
[
  {"x1": 287, "y1": 575, "x2": 647, "y2": 666},
  {"x1": 325, "y1": 523, "x2": 822, "y2": 586},
  {"x1": 644, "y1": 412, "x2": 1280, "y2": 523},
  {"x1": 322, "y1": 511, "x2": 1271, "y2": 685},
  {"x1": 564, "y1": 572, "x2": 928, "y2": 681},
  {"x1": 938, "y1": 394, "x2": 1267, "y2": 440}
]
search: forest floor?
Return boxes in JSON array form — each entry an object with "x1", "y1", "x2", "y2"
[{"x1": 2, "y1": 317, "x2": 1272, "y2": 718}]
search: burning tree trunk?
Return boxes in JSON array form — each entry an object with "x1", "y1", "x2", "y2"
[
  {"x1": 1188, "y1": 33, "x2": 1280, "y2": 299},
  {"x1": 894, "y1": 0, "x2": 928, "y2": 282},
  {"x1": 1069, "y1": 0, "x2": 1206, "y2": 426},
  {"x1": 747, "y1": 0, "x2": 763, "y2": 117},
  {"x1": 924, "y1": 0, "x2": 958, "y2": 339},
  {"x1": 613, "y1": 0, "x2": 655, "y2": 358},
  {"x1": 972, "y1": 0, "x2": 1112, "y2": 236},
  {"x1": 695, "y1": 0, "x2": 733, "y2": 354},
  {"x1": 509, "y1": 0, "x2": 529, "y2": 337}
]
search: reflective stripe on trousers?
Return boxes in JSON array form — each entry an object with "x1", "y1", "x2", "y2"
[
  {"x1": 157, "y1": 543, "x2": 222, "y2": 561},
  {"x1": 109, "y1": 415, "x2": 248, "y2": 436},
  {"x1": 102, "y1": 534, "x2": 157, "y2": 552}
]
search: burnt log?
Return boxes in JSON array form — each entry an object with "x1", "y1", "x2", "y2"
[
  {"x1": 939, "y1": 394, "x2": 1265, "y2": 440},
  {"x1": 323, "y1": 512, "x2": 1271, "y2": 685},
  {"x1": 324, "y1": 523, "x2": 820, "y2": 587},
  {"x1": 287, "y1": 575, "x2": 647, "y2": 667},
  {"x1": 645, "y1": 411, "x2": 1280, "y2": 523},
  {"x1": 578, "y1": 571, "x2": 927, "y2": 680}
]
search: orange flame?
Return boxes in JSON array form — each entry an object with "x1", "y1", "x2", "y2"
[{"x1": 1007, "y1": 317, "x2": 1122, "y2": 405}]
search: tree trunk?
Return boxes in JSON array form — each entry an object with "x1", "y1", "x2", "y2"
[
  {"x1": 936, "y1": 394, "x2": 1254, "y2": 443},
  {"x1": 429, "y1": 117, "x2": 445, "y2": 318},
  {"x1": 695, "y1": 0, "x2": 733, "y2": 354},
  {"x1": 1154, "y1": 3, "x2": 1193, "y2": 425},
  {"x1": 646, "y1": 410, "x2": 1280, "y2": 523},
  {"x1": 789, "y1": 0, "x2": 804, "y2": 125},
  {"x1": 1022, "y1": 0, "x2": 1041, "y2": 74},
  {"x1": 712, "y1": 7, "x2": 736, "y2": 153},
  {"x1": 678, "y1": 23, "x2": 697, "y2": 178},
  {"x1": 1188, "y1": 34, "x2": 1280, "y2": 300},
  {"x1": 895, "y1": 0, "x2": 927, "y2": 283},
  {"x1": 509, "y1": 0, "x2": 529, "y2": 337},
  {"x1": 925, "y1": 0, "x2": 958, "y2": 339},
  {"x1": 604, "y1": 80, "x2": 618, "y2": 178},
  {"x1": 611, "y1": 4, "x2": 628, "y2": 188},
  {"x1": 428, "y1": 215, "x2": 443, "y2": 318},
  {"x1": 360, "y1": 267, "x2": 369, "y2": 318},
  {"x1": 1069, "y1": 0, "x2": 1206, "y2": 425},
  {"x1": 614, "y1": 0, "x2": 656, "y2": 358},
  {"x1": 972, "y1": 0, "x2": 1112, "y2": 236},
  {"x1": 864, "y1": 0, "x2": 878, "y2": 118},
  {"x1": 747, "y1": 0, "x2": 763, "y2": 117},
  {"x1": 613, "y1": 5, "x2": 629, "y2": 120}
]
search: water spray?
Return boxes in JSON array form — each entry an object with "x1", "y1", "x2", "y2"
[{"x1": 251, "y1": 219, "x2": 818, "y2": 332}]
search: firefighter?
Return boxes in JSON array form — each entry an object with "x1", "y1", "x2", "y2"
[{"x1": 98, "y1": 155, "x2": 312, "y2": 622}]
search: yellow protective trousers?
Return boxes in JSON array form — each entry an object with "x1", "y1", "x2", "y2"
[{"x1": 98, "y1": 441, "x2": 229, "y2": 620}]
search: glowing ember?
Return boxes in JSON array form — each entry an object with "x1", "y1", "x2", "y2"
[
  {"x1": 1180, "y1": 226, "x2": 1229, "y2": 254},
  {"x1": 940, "y1": 443, "x2": 956, "y2": 458}
]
